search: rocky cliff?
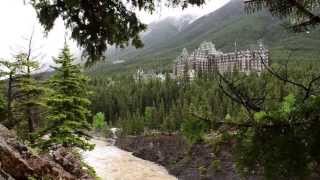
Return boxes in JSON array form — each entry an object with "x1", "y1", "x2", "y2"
[{"x1": 0, "y1": 124, "x2": 93, "y2": 180}]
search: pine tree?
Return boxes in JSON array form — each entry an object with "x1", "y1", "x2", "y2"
[
  {"x1": 0, "y1": 59, "x2": 24, "y2": 128},
  {"x1": 35, "y1": 44, "x2": 94, "y2": 151},
  {"x1": 13, "y1": 53, "x2": 48, "y2": 141},
  {"x1": 0, "y1": 84, "x2": 6, "y2": 121},
  {"x1": 245, "y1": 0, "x2": 320, "y2": 29}
]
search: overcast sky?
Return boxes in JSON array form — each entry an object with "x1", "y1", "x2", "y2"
[{"x1": 0, "y1": 0, "x2": 229, "y2": 65}]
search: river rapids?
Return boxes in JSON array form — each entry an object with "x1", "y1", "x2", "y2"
[{"x1": 82, "y1": 138, "x2": 177, "y2": 180}]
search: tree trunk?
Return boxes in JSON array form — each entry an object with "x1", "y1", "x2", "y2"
[
  {"x1": 6, "y1": 73, "x2": 13, "y2": 129},
  {"x1": 27, "y1": 109, "x2": 34, "y2": 133}
]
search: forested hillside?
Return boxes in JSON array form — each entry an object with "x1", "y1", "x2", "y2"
[{"x1": 88, "y1": 0, "x2": 320, "y2": 75}]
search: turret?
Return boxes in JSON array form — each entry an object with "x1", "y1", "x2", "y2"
[{"x1": 181, "y1": 48, "x2": 189, "y2": 58}]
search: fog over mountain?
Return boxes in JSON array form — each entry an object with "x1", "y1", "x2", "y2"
[{"x1": 107, "y1": 14, "x2": 198, "y2": 61}]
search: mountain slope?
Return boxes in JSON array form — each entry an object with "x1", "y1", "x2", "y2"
[
  {"x1": 106, "y1": 15, "x2": 196, "y2": 60},
  {"x1": 89, "y1": 0, "x2": 320, "y2": 75}
]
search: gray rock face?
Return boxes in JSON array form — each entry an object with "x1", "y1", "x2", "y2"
[
  {"x1": 0, "y1": 124, "x2": 93, "y2": 180},
  {"x1": 0, "y1": 168, "x2": 15, "y2": 180}
]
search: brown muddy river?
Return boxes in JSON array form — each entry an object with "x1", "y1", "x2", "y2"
[{"x1": 82, "y1": 138, "x2": 177, "y2": 180}]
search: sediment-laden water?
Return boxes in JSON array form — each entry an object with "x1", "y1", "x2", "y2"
[{"x1": 82, "y1": 138, "x2": 177, "y2": 180}]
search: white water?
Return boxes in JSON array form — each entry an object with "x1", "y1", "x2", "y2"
[{"x1": 82, "y1": 138, "x2": 177, "y2": 180}]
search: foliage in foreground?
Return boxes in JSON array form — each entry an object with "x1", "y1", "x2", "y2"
[
  {"x1": 233, "y1": 94, "x2": 320, "y2": 179},
  {"x1": 211, "y1": 64, "x2": 320, "y2": 179}
]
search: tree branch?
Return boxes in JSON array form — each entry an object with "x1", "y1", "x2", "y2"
[
  {"x1": 257, "y1": 53, "x2": 320, "y2": 100},
  {"x1": 217, "y1": 71, "x2": 262, "y2": 112}
]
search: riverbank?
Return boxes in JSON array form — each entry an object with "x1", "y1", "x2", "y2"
[{"x1": 116, "y1": 134, "x2": 259, "y2": 180}]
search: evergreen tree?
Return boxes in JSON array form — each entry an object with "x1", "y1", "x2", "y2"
[
  {"x1": 0, "y1": 59, "x2": 24, "y2": 128},
  {"x1": 0, "y1": 85, "x2": 6, "y2": 121},
  {"x1": 35, "y1": 44, "x2": 94, "y2": 151},
  {"x1": 245, "y1": 0, "x2": 320, "y2": 29},
  {"x1": 13, "y1": 53, "x2": 48, "y2": 141}
]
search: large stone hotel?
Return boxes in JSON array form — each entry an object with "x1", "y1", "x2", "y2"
[{"x1": 173, "y1": 41, "x2": 269, "y2": 78}]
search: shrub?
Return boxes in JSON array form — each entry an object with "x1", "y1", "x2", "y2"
[
  {"x1": 93, "y1": 112, "x2": 106, "y2": 132},
  {"x1": 181, "y1": 115, "x2": 209, "y2": 144}
]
